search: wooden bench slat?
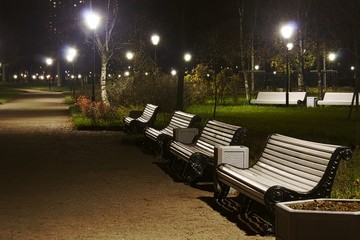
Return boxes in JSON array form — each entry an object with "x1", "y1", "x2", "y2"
[
  {"x1": 269, "y1": 134, "x2": 339, "y2": 153},
  {"x1": 250, "y1": 166, "x2": 313, "y2": 191},
  {"x1": 255, "y1": 159, "x2": 322, "y2": 187},
  {"x1": 263, "y1": 148, "x2": 329, "y2": 172},
  {"x1": 219, "y1": 164, "x2": 312, "y2": 194},
  {"x1": 266, "y1": 143, "x2": 332, "y2": 166}
]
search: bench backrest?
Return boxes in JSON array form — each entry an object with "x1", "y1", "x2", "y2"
[
  {"x1": 137, "y1": 104, "x2": 159, "y2": 124},
  {"x1": 254, "y1": 92, "x2": 306, "y2": 101},
  {"x1": 195, "y1": 119, "x2": 247, "y2": 153},
  {"x1": 259, "y1": 134, "x2": 352, "y2": 198},
  {"x1": 289, "y1": 92, "x2": 307, "y2": 101},
  {"x1": 322, "y1": 92, "x2": 354, "y2": 101},
  {"x1": 162, "y1": 111, "x2": 200, "y2": 135},
  {"x1": 255, "y1": 92, "x2": 284, "y2": 100}
]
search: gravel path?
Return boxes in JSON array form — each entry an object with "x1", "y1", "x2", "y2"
[{"x1": 0, "y1": 89, "x2": 275, "y2": 240}]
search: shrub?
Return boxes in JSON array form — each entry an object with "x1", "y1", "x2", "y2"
[{"x1": 75, "y1": 95, "x2": 118, "y2": 121}]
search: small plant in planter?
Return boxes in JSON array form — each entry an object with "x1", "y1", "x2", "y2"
[
  {"x1": 288, "y1": 199, "x2": 360, "y2": 211},
  {"x1": 275, "y1": 198, "x2": 360, "y2": 240}
]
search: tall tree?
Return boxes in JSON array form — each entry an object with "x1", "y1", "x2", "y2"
[
  {"x1": 88, "y1": 0, "x2": 118, "y2": 105},
  {"x1": 236, "y1": 0, "x2": 259, "y2": 100}
]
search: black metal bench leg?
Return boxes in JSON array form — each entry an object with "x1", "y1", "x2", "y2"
[
  {"x1": 215, "y1": 183, "x2": 241, "y2": 212},
  {"x1": 238, "y1": 197, "x2": 273, "y2": 235}
]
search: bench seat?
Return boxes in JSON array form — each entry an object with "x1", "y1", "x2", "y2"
[
  {"x1": 250, "y1": 92, "x2": 307, "y2": 105},
  {"x1": 167, "y1": 119, "x2": 247, "y2": 184}
]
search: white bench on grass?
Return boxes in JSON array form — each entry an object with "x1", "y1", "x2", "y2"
[
  {"x1": 250, "y1": 92, "x2": 307, "y2": 105},
  {"x1": 316, "y1": 92, "x2": 359, "y2": 106}
]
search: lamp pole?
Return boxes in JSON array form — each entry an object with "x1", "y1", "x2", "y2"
[
  {"x1": 45, "y1": 57, "x2": 53, "y2": 90},
  {"x1": 92, "y1": 45, "x2": 96, "y2": 102},
  {"x1": 280, "y1": 23, "x2": 295, "y2": 107},
  {"x1": 66, "y1": 46, "x2": 78, "y2": 97},
  {"x1": 176, "y1": 52, "x2": 192, "y2": 110},
  {"x1": 184, "y1": 52, "x2": 192, "y2": 73},
  {"x1": 151, "y1": 34, "x2": 160, "y2": 63},
  {"x1": 84, "y1": 10, "x2": 100, "y2": 102},
  {"x1": 126, "y1": 51, "x2": 134, "y2": 75}
]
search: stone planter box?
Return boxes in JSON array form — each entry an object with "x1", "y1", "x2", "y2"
[{"x1": 275, "y1": 198, "x2": 360, "y2": 240}]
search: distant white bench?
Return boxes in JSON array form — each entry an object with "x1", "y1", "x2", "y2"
[
  {"x1": 316, "y1": 92, "x2": 358, "y2": 106},
  {"x1": 250, "y1": 92, "x2": 307, "y2": 105}
]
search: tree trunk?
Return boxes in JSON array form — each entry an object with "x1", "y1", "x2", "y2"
[
  {"x1": 100, "y1": 58, "x2": 109, "y2": 105},
  {"x1": 237, "y1": 0, "x2": 250, "y2": 101},
  {"x1": 251, "y1": 43, "x2": 255, "y2": 92}
]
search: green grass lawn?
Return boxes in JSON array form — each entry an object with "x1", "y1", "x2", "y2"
[{"x1": 0, "y1": 84, "x2": 23, "y2": 104}]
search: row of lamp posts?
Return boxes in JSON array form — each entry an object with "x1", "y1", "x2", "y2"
[{"x1": 47, "y1": 9, "x2": 191, "y2": 108}]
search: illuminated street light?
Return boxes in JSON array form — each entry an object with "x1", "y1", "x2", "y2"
[
  {"x1": 126, "y1": 51, "x2": 134, "y2": 60},
  {"x1": 45, "y1": 57, "x2": 54, "y2": 89},
  {"x1": 83, "y1": 10, "x2": 100, "y2": 102},
  {"x1": 287, "y1": 42, "x2": 294, "y2": 51},
  {"x1": 65, "y1": 47, "x2": 78, "y2": 95},
  {"x1": 280, "y1": 24, "x2": 295, "y2": 39},
  {"x1": 328, "y1": 52, "x2": 337, "y2": 61},
  {"x1": 184, "y1": 53, "x2": 192, "y2": 62},
  {"x1": 65, "y1": 47, "x2": 78, "y2": 63},
  {"x1": 151, "y1": 34, "x2": 160, "y2": 62},
  {"x1": 151, "y1": 34, "x2": 160, "y2": 46},
  {"x1": 280, "y1": 23, "x2": 295, "y2": 107},
  {"x1": 84, "y1": 10, "x2": 101, "y2": 30},
  {"x1": 171, "y1": 69, "x2": 177, "y2": 76},
  {"x1": 45, "y1": 57, "x2": 53, "y2": 66}
]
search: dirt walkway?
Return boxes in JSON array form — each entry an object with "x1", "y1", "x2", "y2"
[{"x1": 0, "y1": 89, "x2": 275, "y2": 240}]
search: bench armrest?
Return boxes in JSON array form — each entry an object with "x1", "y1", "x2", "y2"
[
  {"x1": 173, "y1": 128, "x2": 199, "y2": 144},
  {"x1": 215, "y1": 145, "x2": 249, "y2": 169},
  {"x1": 129, "y1": 110, "x2": 143, "y2": 118}
]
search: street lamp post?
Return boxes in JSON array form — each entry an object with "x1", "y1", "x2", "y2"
[
  {"x1": 176, "y1": 52, "x2": 192, "y2": 110},
  {"x1": 126, "y1": 51, "x2": 134, "y2": 61},
  {"x1": 184, "y1": 52, "x2": 192, "y2": 73},
  {"x1": 328, "y1": 52, "x2": 337, "y2": 88},
  {"x1": 126, "y1": 51, "x2": 134, "y2": 74},
  {"x1": 84, "y1": 10, "x2": 100, "y2": 102},
  {"x1": 66, "y1": 46, "x2": 78, "y2": 97},
  {"x1": 45, "y1": 57, "x2": 53, "y2": 90},
  {"x1": 280, "y1": 23, "x2": 295, "y2": 107},
  {"x1": 151, "y1": 34, "x2": 160, "y2": 63}
]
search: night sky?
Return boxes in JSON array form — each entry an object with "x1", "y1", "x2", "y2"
[
  {"x1": 0, "y1": 0, "x2": 359, "y2": 73},
  {"x1": 0, "y1": 0, "x2": 237, "y2": 67},
  {"x1": 0, "y1": 0, "x2": 45, "y2": 65}
]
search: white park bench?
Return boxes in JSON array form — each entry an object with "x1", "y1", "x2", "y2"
[
  {"x1": 250, "y1": 92, "x2": 307, "y2": 105},
  {"x1": 316, "y1": 92, "x2": 358, "y2": 106}
]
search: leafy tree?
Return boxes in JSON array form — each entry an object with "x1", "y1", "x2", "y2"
[{"x1": 85, "y1": 0, "x2": 119, "y2": 105}]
